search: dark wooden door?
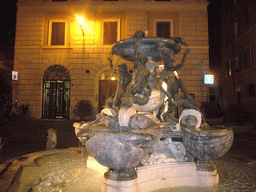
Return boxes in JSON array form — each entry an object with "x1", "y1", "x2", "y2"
[{"x1": 98, "y1": 80, "x2": 117, "y2": 112}]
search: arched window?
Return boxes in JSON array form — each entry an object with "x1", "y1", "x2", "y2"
[{"x1": 43, "y1": 65, "x2": 70, "y2": 81}]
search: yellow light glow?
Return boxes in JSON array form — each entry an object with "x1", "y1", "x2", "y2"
[
  {"x1": 162, "y1": 82, "x2": 168, "y2": 113},
  {"x1": 87, "y1": 157, "x2": 108, "y2": 175},
  {"x1": 162, "y1": 81, "x2": 167, "y2": 92},
  {"x1": 174, "y1": 71, "x2": 179, "y2": 79},
  {"x1": 111, "y1": 77, "x2": 115, "y2": 81},
  {"x1": 77, "y1": 17, "x2": 85, "y2": 25}
]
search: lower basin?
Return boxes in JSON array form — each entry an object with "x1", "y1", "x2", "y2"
[
  {"x1": 2, "y1": 147, "x2": 251, "y2": 192},
  {"x1": 8, "y1": 148, "x2": 107, "y2": 192},
  {"x1": 8, "y1": 148, "x2": 218, "y2": 192}
]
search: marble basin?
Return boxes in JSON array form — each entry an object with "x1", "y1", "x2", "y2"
[
  {"x1": 85, "y1": 132, "x2": 156, "y2": 170},
  {"x1": 180, "y1": 117, "x2": 234, "y2": 162},
  {"x1": 75, "y1": 113, "x2": 162, "y2": 180}
]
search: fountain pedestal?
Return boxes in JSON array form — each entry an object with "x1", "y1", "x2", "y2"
[
  {"x1": 102, "y1": 178, "x2": 138, "y2": 192},
  {"x1": 137, "y1": 161, "x2": 218, "y2": 191},
  {"x1": 102, "y1": 160, "x2": 219, "y2": 192},
  {"x1": 102, "y1": 167, "x2": 138, "y2": 192}
]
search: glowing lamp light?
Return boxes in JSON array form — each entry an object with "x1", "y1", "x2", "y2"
[
  {"x1": 87, "y1": 157, "x2": 108, "y2": 174},
  {"x1": 77, "y1": 17, "x2": 85, "y2": 25},
  {"x1": 161, "y1": 82, "x2": 168, "y2": 113}
]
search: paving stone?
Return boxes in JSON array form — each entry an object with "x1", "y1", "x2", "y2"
[{"x1": 154, "y1": 158, "x2": 256, "y2": 192}]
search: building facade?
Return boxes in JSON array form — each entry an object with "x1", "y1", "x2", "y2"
[
  {"x1": 220, "y1": 0, "x2": 256, "y2": 123},
  {"x1": 14, "y1": 0, "x2": 209, "y2": 119}
]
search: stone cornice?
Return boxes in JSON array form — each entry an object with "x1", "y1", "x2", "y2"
[
  {"x1": 15, "y1": 45, "x2": 209, "y2": 50},
  {"x1": 17, "y1": 1, "x2": 208, "y2": 12}
]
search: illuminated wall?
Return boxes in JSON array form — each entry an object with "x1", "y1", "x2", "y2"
[{"x1": 14, "y1": 0, "x2": 209, "y2": 119}]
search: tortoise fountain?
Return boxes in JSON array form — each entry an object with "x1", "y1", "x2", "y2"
[
  {"x1": 74, "y1": 31, "x2": 234, "y2": 192},
  {"x1": 2, "y1": 31, "x2": 233, "y2": 192}
]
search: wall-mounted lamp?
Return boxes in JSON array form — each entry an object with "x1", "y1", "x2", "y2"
[
  {"x1": 77, "y1": 17, "x2": 85, "y2": 26},
  {"x1": 77, "y1": 16, "x2": 85, "y2": 36}
]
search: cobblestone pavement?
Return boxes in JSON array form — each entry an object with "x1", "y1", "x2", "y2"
[
  {"x1": 213, "y1": 159, "x2": 256, "y2": 192},
  {"x1": 154, "y1": 158, "x2": 256, "y2": 192}
]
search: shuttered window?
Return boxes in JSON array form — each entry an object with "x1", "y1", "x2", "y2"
[
  {"x1": 51, "y1": 22, "x2": 65, "y2": 45},
  {"x1": 103, "y1": 22, "x2": 118, "y2": 45},
  {"x1": 156, "y1": 22, "x2": 171, "y2": 38}
]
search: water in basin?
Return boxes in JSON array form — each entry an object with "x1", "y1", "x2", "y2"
[{"x1": 12, "y1": 151, "x2": 108, "y2": 192}]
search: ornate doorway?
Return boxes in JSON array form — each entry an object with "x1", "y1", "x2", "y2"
[
  {"x1": 98, "y1": 69, "x2": 118, "y2": 112},
  {"x1": 42, "y1": 65, "x2": 71, "y2": 119}
]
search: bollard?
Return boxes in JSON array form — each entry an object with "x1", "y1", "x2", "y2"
[{"x1": 46, "y1": 128, "x2": 57, "y2": 150}]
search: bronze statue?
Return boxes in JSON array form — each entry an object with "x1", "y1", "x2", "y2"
[
  {"x1": 112, "y1": 63, "x2": 132, "y2": 110},
  {"x1": 122, "y1": 52, "x2": 152, "y2": 107},
  {"x1": 159, "y1": 48, "x2": 195, "y2": 122},
  {"x1": 104, "y1": 59, "x2": 132, "y2": 111}
]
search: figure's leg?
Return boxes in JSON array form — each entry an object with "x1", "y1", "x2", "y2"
[
  {"x1": 113, "y1": 90, "x2": 123, "y2": 107},
  {"x1": 122, "y1": 92, "x2": 134, "y2": 107},
  {"x1": 171, "y1": 79, "x2": 190, "y2": 98}
]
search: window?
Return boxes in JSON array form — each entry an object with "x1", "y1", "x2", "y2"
[
  {"x1": 238, "y1": 47, "x2": 251, "y2": 70},
  {"x1": 50, "y1": 22, "x2": 66, "y2": 45},
  {"x1": 245, "y1": 84, "x2": 255, "y2": 97},
  {"x1": 103, "y1": 21, "x2": 119, "y2": 45},
  {"x1": 244, "y1": 8, "x2": 250, "y2": 32},
  {"x1": 233, "y1": 22, "x2": 238, "y2": 40},
  {"x1": 223, "y1": 28, "x2": 230, "y2": 49},
  {"x1": 154, "y1": 20, "x2": 173, "y2": 38},
  {"x1": 233, "y1": 8, "x2": 249, "y2": 40},
  {"x1": 236, "y1": 88, "x2": 241, "y2": 104},
  {"x1": 235, "y1": 0, "x2": 242, "y2": 6},
  {"x1": 234, "y1": 56, "x2": 239, "y2": 73},
  {"x1": 225, "y1": 60, "x2": 232, "y2": 77},
  {"x1": 237, "y1": 19, "x2": 243, "y2": 38}
]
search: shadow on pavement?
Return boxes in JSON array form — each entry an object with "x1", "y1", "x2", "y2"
[{"x1": 0, "y1": 118, "x2": 80, "y2": 163}]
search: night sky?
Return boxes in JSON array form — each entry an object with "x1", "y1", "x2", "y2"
[
  {"x1": 207, "y1": 0, "x2": 222, "y2": 71},
  {"x1": 0, "y1": 0, "x2": 17, "y2": 67}
]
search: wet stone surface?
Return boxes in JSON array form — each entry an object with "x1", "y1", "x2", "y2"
[
  {"x1": 154, "y1": 158, "x2": 256, "y2": 192},
  {"x1": 214, "y1": 159, "x2": 256, "y2": 191}
]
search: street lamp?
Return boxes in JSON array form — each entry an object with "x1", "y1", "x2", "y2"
[
  {"x1": 77, "y1": 16, "x2": 85, "y2": 61},
  {"x1": 77, "y1": 16, "x2": 85, "y2": 36},
  {"x1": 77, "y1": 17, "x2": 85, "y2": 25}
]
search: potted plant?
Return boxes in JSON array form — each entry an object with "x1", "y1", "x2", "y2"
[{"x1": 73, "y1": 100, "x2": 93, "y2": 120}]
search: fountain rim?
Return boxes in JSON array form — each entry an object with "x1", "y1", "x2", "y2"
[{"x1": 0, "y1": 147, "x2": 83, "y2": 192}]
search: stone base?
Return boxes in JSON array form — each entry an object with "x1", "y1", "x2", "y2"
[
  {"x1": 102, "y1": 161, "x2": 219, "y2": 192},
  {"x1": 137, "y1": 161, "x2": 219, "y2": 192},
  {"x1": 102, "y1": 177, "x2": 138, "y2": 192}
]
